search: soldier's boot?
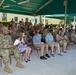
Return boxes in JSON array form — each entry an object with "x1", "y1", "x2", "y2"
[
  {"x1": 4, "y1": 63, "x2": 13, "y2": 73},
  {"x1": 16, "y1": 60, "x2": 25, "y2": 68}
]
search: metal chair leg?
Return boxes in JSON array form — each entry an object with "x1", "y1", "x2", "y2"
[
  {"x1": 37, "y1": 50, "x2": 40, "y2": 58},
  {"x1": 0, "y1": 57, "x2": 2, "y2": 67},
  {"x1": 9, "y1": 55, "x2": 11, "y2": 65}
]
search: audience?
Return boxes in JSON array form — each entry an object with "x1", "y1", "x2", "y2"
[{"x1": 0, "y1": 18, "x2": 76, "y2": 73}]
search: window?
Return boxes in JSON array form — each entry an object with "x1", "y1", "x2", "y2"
[
  {"x1": 35, "y1": 19, "x2": 37, "y2": 23},
  {"x1": 2, "y1": 13, "x2": 7, "y2": 21},
  {"x1": 14, "y1": 17, "x2": 18, "y2": 22}
]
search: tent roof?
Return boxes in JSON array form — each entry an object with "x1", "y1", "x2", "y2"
[
  {"x1": 38, "y1": 0, "x2": 76, "y2": 15},
  {"x1": 0, "y1": 0, "x2": 76, "y2": 15},
  {"x1": 0, "y1": 0, "x2": 48, "y2": 15},
  {"x1": 44, "y1": 14, "x2": 74, "y2": 21}
]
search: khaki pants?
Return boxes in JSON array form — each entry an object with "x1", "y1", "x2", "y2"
[
  {"x1": 46, "y1": 41, "x2": 58, "y2": 47},
  {"x1": 34, "y1": 44, "x2": 48, "y2": 56},
  {"x1": 46, "y1": 41, "x2": 60, "y2": 53}
]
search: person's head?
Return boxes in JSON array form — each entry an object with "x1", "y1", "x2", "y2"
[
  {"x1": 30, "y1": 20, "x2": 31, "y2": 22},
  {"x1": 13, "y1": 27, "x2": 18, "y2": 31},
  {"x1": 58, "y1": 28, "x2": 63, "y2": 35},
  {"x1": 9, "y1": 25, "x2": 14, "y2": 30},
  {"x1": 21, "y1": 19, "x2": 24, "y2": 21},
  {"x1": 1, "y1": 26, "x2": 9, "y2": 35},
  {"x1": 36, "y1": 28, "x2": 40, "y2": 33},
  {"x1": 37, "y1": 31, "x2": 42, "y2": 37},
  {"x1": 16, "y1": 35, "x2": 20, "y2": 39},
  {"x1": 44, "y1": 28, "x2": 47, "y2": 32},
  {"x1": 48, "y1": 29, "x2": 53, "y2": 34},
  {"x1": 12, "y1": 18, "x2": 13, "y2": 21}
]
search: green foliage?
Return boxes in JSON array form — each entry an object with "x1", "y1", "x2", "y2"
[
  {"x1": 0, "y1": 21, "x2": 17, "y2": 27},
  {"x1": 66, "y1": 19, "x2": 73, "y2": 25}
]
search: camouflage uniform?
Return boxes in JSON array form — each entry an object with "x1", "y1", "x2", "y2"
[
  {"x1": 0, "y1": 34, "x2": 20, "y2": 64},
  {"x1": 0, "y1": 30, "x2": 2, "y2": 34},
  {"x1": 71, "y1": 33, "x2": 76, "y2": 42}
]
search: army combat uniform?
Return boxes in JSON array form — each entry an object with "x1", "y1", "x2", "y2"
[
  {"x1": 0, "y1": 26, "x2": 24, "y2": 73},
  {"x1": 71, "y1": 33, "x2": 76, "y2": 43},
  {"x1": 0, "y1": 33, "x2": 20, "y2": 63}
]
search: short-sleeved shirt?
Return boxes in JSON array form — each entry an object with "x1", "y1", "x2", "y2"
[
  {"x1": 14, "y1": 38, "x2": 30, "y2": 52},
  {"x1": 45, "y1": 33, "x2": 54, "y2": 42},
  {"x1": 33, "y1": 34, "x2": 41, "y2": 44}
]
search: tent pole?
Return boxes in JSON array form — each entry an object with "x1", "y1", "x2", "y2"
[
  {"x1": 73, "y1": 16, "x2": 75, "y2": 29},
  {"x1": 34, "y1": 16, "x2": 36, "y2": 25},
  {"x1": 40, "y1": 15, "x2": 42, "y2": 24},
  {"x1": 64, "y1": 0, "x2": 67, "y2": 32},
  {"x1": 44, "y1": 15, "x2": 46, "y2": 27},
  {"x1": 74, "y1": 16, "x2": 75, "y2": 25}
]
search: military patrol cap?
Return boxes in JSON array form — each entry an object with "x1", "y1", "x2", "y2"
[{"x1": 1, "y1": 26, "x2": 9, "y2": 32}]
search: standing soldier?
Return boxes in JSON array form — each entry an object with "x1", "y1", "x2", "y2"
[{"x1": 0, "y1": 26, "x2": 24, "y2": 73}]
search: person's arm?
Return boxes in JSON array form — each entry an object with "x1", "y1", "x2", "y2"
[
  {"x1": 45, "y1": 35, "x2": 55, "y2": 43},
  {"x1": 56, "y1": 34, "x2": 64, "y2": 41},
  {"x1": 11, "y1": 44, "x2": 16, "y2": 48},
  {"x1": 13, "y1": 39, "x2": 21, "y2": 48},
  {"x1": 7, "y1": 36, "x2": 14, "y2": 48},
  {"x1": 45, "y1": 35, "x2": 49, "y2": 42}
]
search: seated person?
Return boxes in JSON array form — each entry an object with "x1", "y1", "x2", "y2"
[
  {"x1": 0, "y1": 26, "x2": 24, "y2": 73},
  {"x1": 60, "y1": 33, "x2": 68, "y2": 44},
  {"x1": 33, "y1": 31, "x2": 50, "y2": 60},
  {"x1": 45, "y1": 30, "x2": 62, "y2": 57},
  {"x1": 56, "y1": 28, "x2": 67, "y2": 53},
  {"x1": 14, "y1": 32, "x2": 31, "y2": 63},
  {"x1": 71, "y1": 29, "x2": 76, "y2": 43}
]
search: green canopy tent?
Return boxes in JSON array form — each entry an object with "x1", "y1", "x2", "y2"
[
  {"x1": 43, "y1": 14, "x2": 74, "y2": 27},
  {"x1": 0, "y1": 0, "x2": 52, "y2": 15},
  {"x1": 0, "y1": 0, "x2": 76, "y2": 31},
  {"x1": 0, "y1": 0, "x2": 76, "y2": 15},
  {"x1": 44, "y1": 14, "x2": 75, "y2": 23}
]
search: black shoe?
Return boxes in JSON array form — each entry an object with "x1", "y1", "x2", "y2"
[
  {"x1": 63, "y1": 51, "x2": 67, "y2": 53},
  {"x1": 28, "y1": 59, "x2": 31, "y2": 61},
  {"x1": 40, "y1": 56, "x2": 47, "y2": 60},
  {"x1": 24, "y1": 59, "x2": 28, "y2": 63},
  {"x1": 51, "y1": 54, "x2": 55, "y2": 57},
  {"x1": 58, "y1": 53, "x2": 63, "y2": 56},
  {"x1": 28, "y1": 58, "x2": 31, "y2": 61},
  {"x1": 45, "y1": 54, "x2": 50, "y2": 58}
]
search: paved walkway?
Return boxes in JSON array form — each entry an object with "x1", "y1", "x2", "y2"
[{"x1": 0, "y1": 47, "x2": 76, "y2": 75}]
